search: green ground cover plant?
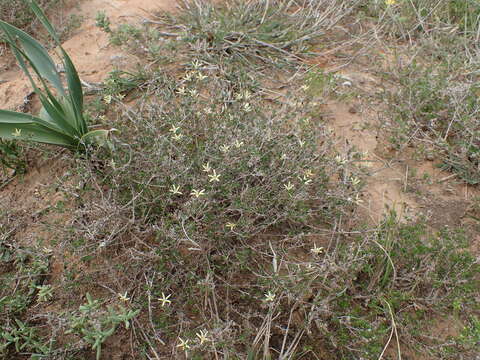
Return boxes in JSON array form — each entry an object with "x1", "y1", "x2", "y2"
[{"x1": 362, "y1": 0, "x2": 480, "y2": 184}]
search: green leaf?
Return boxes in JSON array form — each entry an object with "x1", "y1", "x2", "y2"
[
  {"x1": 63, "y1": 51, "x2": 86, "y2": 134},
  {"x1": 32, "y1": 0, "x2": 87, "y2": 135},
  {"x1": 28, "y1": 0, "x2": 86, "y2": 134},
  {"x1": 0, "y1": 23, "x2": 81, "y2": 137},
  {"x1": 0, "y1": 110, "x2": 74, "y2": 147},
  {"x1": 37, "y1": 96, "x2": 79, "y2": 137},
  {"x1": 0, "y1": 21, "x2": 65, "y2": 96},
  {"x1": 27, "y1": 0, "x2": 60, "y2": 43},
  {"x1": 81, "y1": 129, "x2": 114, "y2": 148},
  {"x1": 0, "y1": 0, "x2": 93, "y2": 151}
]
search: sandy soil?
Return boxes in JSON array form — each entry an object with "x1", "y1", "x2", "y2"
[{"x1": 0, "y1": 0, "x2": 175, "y2": 110}]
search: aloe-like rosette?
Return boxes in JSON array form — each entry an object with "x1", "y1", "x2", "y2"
[{"x1": 0, "y1": 0, "x2": 112, "y2": 149}]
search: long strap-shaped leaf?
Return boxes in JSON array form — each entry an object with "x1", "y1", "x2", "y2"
[
  {"x1": 28, "y1": 0, "x2": 87, "y2": 134},
  {"x1": 0, "y1": 110, "x2": 75, "y2": 147},
  {"x1": 3, "y1": 38, "x2": 81, "y2": 137},
  {"x1": 0, "y1": 20, "x2": 65, "y2": 97}
]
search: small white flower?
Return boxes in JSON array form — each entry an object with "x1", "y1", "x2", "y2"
[
  {"x1": 196, "y1": 330, "x2": 209, "y2": 345},
  {"x1": 177, "y1": 338, "x2": 190, "y2": 351},
  {"x1": 234, "y1": 140, "x2": 244, "y2": 148},
  {"x1": 170, "y1": 184, "x2": 182, "y2": 195},
  {"x1": 350, "y1": 176, "x2": 361, "y2": 186},
  {"x1": 12, "y1": 128, "x2": 22, "y2": 137},
  {"x1": 117, "y1": 93, "x2": 125, "y2": 100},
  {"x1": 183, "y1": 72, "x2": 194, "y2": 81},
  {"x1": 42, "y1": 247, "x2": 53, "y2": 254},
  {"x1": 354, "y1": 193, "x2": 363, "y2": 205},
  {"x1": 202, "y1": 162, "x2": 212, "y2": 173},
  {"x1": 264, "y1": 291, "x2": 275, "y2": 302},
  {"x1": 243, "y1": 103, "x2": 252, "y2": 112},
  {"x1": 302, "y1": 176, "x2": 312, "y2": 185},
  {"x1": 300, "y1": 84, "x2": 309, "y2": 91},
  {"x1": 298, "y1": 139, "x2": 305, "y2": 147},
  {"x1": 243, "y1": 90, "x2": 252, "y2": 100},
  {"x1": 335, "y1": 155, "x2": 347, "y2": 165},
  {"x1": 158, "y1": 293, "x2": 172, "y2": 307},
  {"x1": 188, "y1": 89, "x2": 198, "y2": 97},
  {"x1": 310, "y1": 244, "x2": 324, "y2": 255},
  {"x1": 118, "y1": 292, "x2": 130, "y2": 302},
  {"x1": 172, "y1": 133, "x2": 184, "y2": 141},
  {"x1": 208, "y1": 170, "x2": 221, "y2": 182},
  {"x1": 103, "y1": 95, "x2": 112, "y2": 104},
  {"x1": 176, "y1": 86, "x2": 186, "y2": 95},
  {"x1": 304, "y1": 169, "x2": 314, "y2": 178},
  {"x1": 204, "y1": 107, "x2": 212, "y2": 115},
  {"x1": 281, "y1": 153, "x2": 288, "y2": 160},
  {"x1": 169, "y1": 125, "x2": 180, "y2": 133},
  {"x1": 220, "y1": 144, "x2": 230, "y2": 153},
  {"x1": 225, "y1": 222, "x2": 236, "y2": 231},
  {"x1": 283, "y1": 182, "x2": 294, "y2": 191},
  {"x1": 191, "y1": 59, "x2": 202, "y2": 70},
  {"x1": 190, "y1": 189, "x2": 206, "y2": 198},
  {"x1": 196, "y1": 73, "x2": 208, "y2": 81}
]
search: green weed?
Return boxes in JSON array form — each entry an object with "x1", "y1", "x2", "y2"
[
  {"x1": 67, "y1": 293, "x2": 139, "y2": 360},
  {"x1": 385, "y1": 62, "x2": 480, "y2": 184}
]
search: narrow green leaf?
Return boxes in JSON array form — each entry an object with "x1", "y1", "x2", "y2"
[
  {"x1": 3, "y1": 40, "x2": 81, "y2": 137},
  {"x1": 0, "y1": 21, "x2": 65, "y2": 95},
  {"x1": 27, "y1": 0, "x2": 60, "y2": 43},
  {"x1": 0, "y1": 110, "x2": 74, "y2": 147},
  {"x1": 38, "y1": 95, "x2": 80, "y2": 137},
  {"x1": 0, "y1": 108, "x2": 71, "y2": 134},
  {"x1": 28, "y1": 0, "x2": 86, "y2": 134},
  {"x1": 80, "y1": 129, "x2": 112, "y2": 147},
  {"x1": 63, "y1": 51, "x2": 86, "y2": 134}
]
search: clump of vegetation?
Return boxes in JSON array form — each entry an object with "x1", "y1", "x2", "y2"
[
  {"x1": 360, "y1": 0, "x2": 480, "y2": 184},
  {"x1": 0, "y1": 239, "x2": 53, "y2": 358},
  {"x1": 0, "y1": 140, "x2": 26, "y2": 175},
  {"x1": 67, "y1": 293, "x2": 139, "y2": 360},
  {"x1": 360, "y1": 0, "x2": 480, "y2": 42},
  {"x1": 103, "y1": 0, "x2": 358, "y2": 67},
  {"x1": 106, "y1": 68, "x2": 351, "y2": 231},
  {"x1": 315, "y1": 214, "x2": 479, "y2": 358},
  {"x1": 386, "y1": 63, "x2": 480, "y2": 183},
  {"x1": 167, "y1": 0, "x2": 353, "y2": 65},
  {"x1": 0, "y1": 0, "x2": 113, "y2": 149}
]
